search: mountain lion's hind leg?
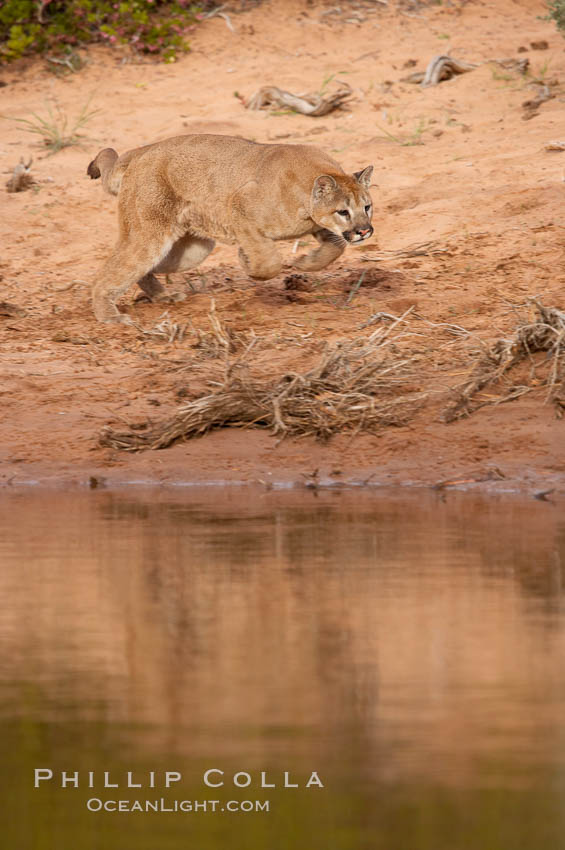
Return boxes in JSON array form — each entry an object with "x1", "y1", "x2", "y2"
[
  {"x1": 92, "y1": 236, "x2": 176, "y2": 324},
  {"x1": 136, "y1": 235, "x2": 215, "y2": 304},
  {"x1": 293, "y1": 229, "x2": 345, "y2": 273}
]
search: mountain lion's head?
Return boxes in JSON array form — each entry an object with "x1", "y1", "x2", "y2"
[{"x1": 310, "y1": 166, "x2": 374, "y2": 244}]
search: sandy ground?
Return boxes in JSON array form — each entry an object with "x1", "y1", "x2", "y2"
[{"x1": 1, "y1": 0, "x2": 564, "y2": 492}]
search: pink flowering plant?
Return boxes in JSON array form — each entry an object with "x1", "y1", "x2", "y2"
[{"x1": 0, "y1": 0, "x2": 209, "y2": 62}]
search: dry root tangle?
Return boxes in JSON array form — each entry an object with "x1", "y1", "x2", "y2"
[
  {"x1": 444, "y1": 300, "x2": 565, "y2": 421},
  {"x1": 100, "y1": 306, "x2": 424, "y2": 451}
]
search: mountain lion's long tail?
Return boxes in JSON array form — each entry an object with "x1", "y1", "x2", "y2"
[
  {"x1": 87, "y1": 143, "x2": 155, "y2": 196},
  {"x1": 86, "y1": 148, "x2": 122, "y2": 195}
]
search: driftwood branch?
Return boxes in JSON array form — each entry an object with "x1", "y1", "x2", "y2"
[
  {"x1": 5, "y1": 157, "x2": 36, "y2": 193},
  {"x1": 523, "y1": 84, "x2": 554, "y2": 119},
  {"x1": 401, "y1": 55, "x2": 528, "y2": 87},
  {"x1": 0, "y1": 301, "x2": 27, "y2": 318},
  {"x1": 443, "y1": 301, "x2": 565, "y2": 421},
  {"x1": 544, "y1": 140, "x2": 565, "y2": 152},
  {"x1": 421, "y1": 55, "x2": 477, "y2": 87},
  {"x1": 401, "y1": 55, "x2": 477, "y2": 86},
  {"x1": 246, "y1": 83, "x2": 353, "y2": 116}
]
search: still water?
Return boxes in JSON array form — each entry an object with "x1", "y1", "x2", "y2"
[{"x1": 1, "y1": 487, "x2": 564, "y2": 849}]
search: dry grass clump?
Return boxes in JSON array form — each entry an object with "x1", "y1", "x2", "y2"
[
  {"x1": 444, "y1": 300, "x2": 565, "y2": 421},
  {"x1": 98, "y1": 298, "x2": 565, "y2": 453},
  {"x1": 188, "y1": 302, "x2": 252, "y2": 358},
  {"x1": 139, "y1": 301, "x2": 252, "y2": 353},
  {"x1": 140, "y1": 312, "x2": 187, "y2": 344},
  {"x1": 6, "y1": 100, "x2": 99, "y2": 154},
  {"x1": 100, "y1": 313, "x2": 425, "y2": 452}
]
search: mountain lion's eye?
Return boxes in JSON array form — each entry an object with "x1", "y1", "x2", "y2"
[
  {"x1": 365, "y1": 205, "x2": 372, "y2": 214},
  {"x1": 337, "y1": 210, "x2": 350, "y2": 218}
]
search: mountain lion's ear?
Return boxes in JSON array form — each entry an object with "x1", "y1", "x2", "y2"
[
  {"x1": 353, "y1": 166, "x2": 373, "y2": 188},
  {"x1": 313, "y1": 174, "x2": 338, "y2": 199}
]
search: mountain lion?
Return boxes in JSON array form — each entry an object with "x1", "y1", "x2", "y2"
[{"x1": 87, "y1": 134, "x2": 374, "y2": 324}]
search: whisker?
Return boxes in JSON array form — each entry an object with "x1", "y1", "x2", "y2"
[{"x1": 324, "y1": 231, "x2": 346, "y2": 246}]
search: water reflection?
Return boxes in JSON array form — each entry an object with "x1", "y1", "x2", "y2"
[{"x1": 1, "y1": 488, "x2": 565, "y2": 849}]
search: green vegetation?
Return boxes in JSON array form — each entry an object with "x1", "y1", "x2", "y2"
[
  {"x1": 7, "y1": 99, "x2": 99, "y2": 152},
  {"x1": 548, "y1": 0, "x2": 565, "y2": 32},
  {"x1": 0, "y1": 0, "x2": 209, "y2": 63}
]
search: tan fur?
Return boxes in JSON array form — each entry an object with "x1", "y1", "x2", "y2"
[{"x1": 87, "y1": 134, "x2": 374, "y2": 324}]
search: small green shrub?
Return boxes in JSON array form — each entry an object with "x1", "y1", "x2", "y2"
[
  {"x1": 7, "y1": 99, "x2": 99, "y2": 153},
  {"x1": 548, "y1": 0, "x2": 565, "y2": 32},
  {"x1": 0, "y1": 0, "x2": 208, "y2": 63}
]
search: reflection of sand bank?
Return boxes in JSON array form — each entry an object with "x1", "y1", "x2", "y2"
[{"x1": 0, "y1": 489, "x2": 564, "y2": 784}]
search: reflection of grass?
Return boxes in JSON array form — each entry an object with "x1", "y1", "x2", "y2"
[{"x1": 6, "y1": 99, "x2": 98, "y2": 154}]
